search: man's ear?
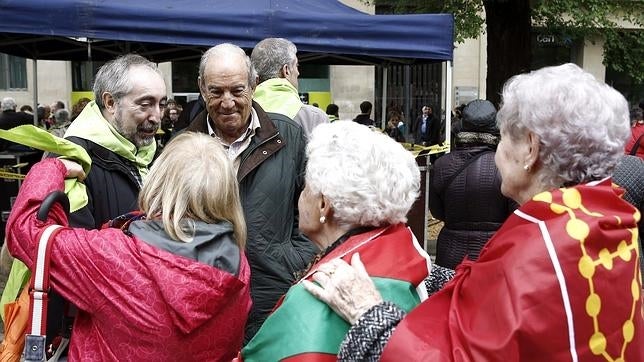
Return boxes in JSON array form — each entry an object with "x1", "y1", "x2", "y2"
[
  {"x1": 102, "y1": 92, "x2": 116, "y2": 115},
  {"x1": 198, "y1": 76, "x2": 206, "y2": 96},
  {"x1": 280, "y1": 64, "x2": 289, "y2": 78}
]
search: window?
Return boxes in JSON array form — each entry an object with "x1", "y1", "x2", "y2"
[
  {"x1": 72, "y1": 61, "x2": 105, "y2": 91},
  {"x1": 0, "y1": 53, "x2": 27, "y2": 90}
]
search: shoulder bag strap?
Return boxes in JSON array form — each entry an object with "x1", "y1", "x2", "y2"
[
  {"x1": 629, "y1": 133, "x2": 644, "y2": 156},
  {"x1": 24, "y1": 224, "x2": 63, "y2": 362},
  {"x1": 24, "y1": 190, "x2": 69, "y2": 362}
]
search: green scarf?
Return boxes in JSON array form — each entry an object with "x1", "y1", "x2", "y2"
[
  {"x1": 0, "y1": 125, "x2": 91, "y2": 212},
  {"x1": 0, "y1": 125, "x2": 93, "y2": 321},
  {"x1": 253, "y1": 78, "x2": 302, "y2": 119}
]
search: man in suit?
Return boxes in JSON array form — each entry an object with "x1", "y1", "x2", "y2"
[{"x1": 413, "y1": 105, "x2": 440, "y2": 146}]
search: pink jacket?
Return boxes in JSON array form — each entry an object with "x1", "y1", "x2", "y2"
[{"x1": 7, "y1": 159, "x2": 252, "y2": 361}]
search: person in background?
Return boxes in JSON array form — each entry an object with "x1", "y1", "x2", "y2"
[
  {"x1": 326, "y1": 103, "x2": 339, "y2": 122},
  {"x1": 625, "y1": 107, "x2": 643, "y2": 158},
  {"x1": 242, "y1": 121, "x2": 431, "y2": 360},
  {"x1": 5, "y1": 132, "x2": 251, "y2": 361},
  {"x1": 385, "y1": 110, "x2": 405, "y2": 142},
  {"x1": 48, "y1": 100, "x2": 65, "y2": 127},
  {"x1": 352, "y1": 101, "x2": 375, "y2": 126},
  {"x1": 0, "y1": 97, "x2": 33, "y2": 151},
  {"x1": 19, "y1": 105, "x2": 33, "y2": 115},
  {"x1": 251, "y1": 37, "x2": 328, "y2": 139},
  {"x1": 412, "y1": 105, "x2": 440, "y2": 146},
  {"x1": 304, "y1": 63, "x2": 642, "y2": 361},
  {"x1": 70, "y1": 97, "x2": 91, "y2": 122},
  {"x1": 429, "y1": 99, "x2": 517, "y2": 269},
  {"x1": 174, "y1": 95, "x2": 205, "y2": 132},
  {"x1": 184, "y1": 43, "x2": 316, "y2": 341},
  {"x1": 612, "y1": 154, "x2": 644, "y2": 280},
  {"x1": 48, "y1": 109, "x2": 71, "y2": 138},
  {"x1": 160, "y1": 106, "x2": 180, "y2": 147}
]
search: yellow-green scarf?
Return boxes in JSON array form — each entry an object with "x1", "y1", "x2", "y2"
[{"x1": 253, "y1": 78, "x2": 302, "y2": 119}]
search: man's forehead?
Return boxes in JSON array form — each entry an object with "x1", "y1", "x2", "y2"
[
  {"x1": 126, "y1": 68, "x2": 166, "y2": 97},
  {"x1": 203, "y1": 57, "x2": 247, "y2": 79}
]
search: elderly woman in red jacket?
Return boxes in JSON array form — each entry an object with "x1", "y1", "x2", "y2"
[
  {"x1": 6, "y1": 132, "x2": 251, "y2": 361},
  {"x1": 305, "y1": 64, "x2": 643, "y2": 361}
]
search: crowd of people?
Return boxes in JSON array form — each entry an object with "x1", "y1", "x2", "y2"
[{"x1": 0, "y1": 37, "x2": 641, "y2": 361}]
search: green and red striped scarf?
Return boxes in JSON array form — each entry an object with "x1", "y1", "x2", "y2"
[{"x1": 241, "y1": 223, "x2": 431, "y2": 361}]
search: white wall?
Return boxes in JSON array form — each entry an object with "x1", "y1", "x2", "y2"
[
  {"x1": 577, "y1": 36, "x2": 606, "y2": 81},
  {"x1": 452, "y1": 35, "x2": 488, "y2": 102},
  {"x1": 329, "y1": 65, "x2": 375, "y2": 121}
]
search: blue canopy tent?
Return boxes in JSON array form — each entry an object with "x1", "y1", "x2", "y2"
[
  {"x1": 0, "y1": 0, "x2": 453, "y2": 64},
  {"x1": 0, "y1": 0, "x2": 454, "y2": 249}
]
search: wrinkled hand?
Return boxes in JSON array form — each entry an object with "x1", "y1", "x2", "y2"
[
  {"x1": 303, "y1": 253, "x2": 383, "y2": 325},
  {"x1": 59, "y1": 158, "x2": 86, "y2": 181}
]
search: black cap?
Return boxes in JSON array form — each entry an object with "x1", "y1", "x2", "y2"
[{"x1": 461, "y1": 99, "x2": 498, "y2": 135}]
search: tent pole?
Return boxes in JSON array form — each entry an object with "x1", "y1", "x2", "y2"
[
  {"x1": 381, "y1": 66, "x2": 387, "y2": 129},
  {"x1": 444, "y1": 60, "x2": 452, "y2": 152},
  {"x1": 32, "y1": 58, "x2": 38, "y2": 126}
]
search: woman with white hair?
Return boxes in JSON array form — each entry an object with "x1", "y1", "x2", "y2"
[
  {"x1": 4, "y1": 132, "x2": 251, "y2": 361},
  {"x1": 241, "y1": 121, "x2": 432, "y2": 360},
  {"x1": 304, "y1": 64, "x2": 643, "y2": 360}
]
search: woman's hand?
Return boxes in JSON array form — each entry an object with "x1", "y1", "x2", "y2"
[
  {"x1": 59, "y1": 158, "x2": 86, "y2": 181},
  {"x1": 303, "y1": 253, "x2": 383, "y2": 325}
]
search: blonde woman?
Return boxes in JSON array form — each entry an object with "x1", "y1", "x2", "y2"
[{"x1": 5, "y1": 132, "x2": 251, "y2": 361}]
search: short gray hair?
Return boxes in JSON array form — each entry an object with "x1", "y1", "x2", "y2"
[
  {"x1": 497, "y1": 63, "x2": 630, "y2": 188},
  {"x1": 1, "y1": 97, "x2": 17, "y2": 112},
  {"x1": 54, "y1": 109, "x2": 70, "y2": 124},
  {"x1": 305, "y1": 121, "x2": 420, "y2": 228},
  {"x1": 92, "y1": 54, "x2": 162, "y2": 109},
  {"x1": 251, "y1": 38, "x2": 297, "y2": 84},
  {"x1": 198, "y1": 43, "x2": 256, "y2": 89}
]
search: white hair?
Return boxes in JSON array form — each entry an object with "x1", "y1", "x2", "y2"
[
  {"x1": 199, "y1": 43, "x2": 257, "y2": 89},
  {"x1": 1, "y1": 97, "x2": 17, "y2": 112},
  {"x1": 305, "y1": 121, "x2": 420, "y2": 228},
  {"x1": 497, "y1": 63, "x2": 631, "y2": 187}
]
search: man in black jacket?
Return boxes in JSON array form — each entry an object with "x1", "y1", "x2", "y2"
[
  {"x1": 64, "y1": 54, "x2": 167, "y2": 229},
  {"x1": 1, "y1": 54, "x2": 168, "y2": 356},
  {"x1": 0, "y1": 97, "x2": 33, "y2": 151},
  {"x1": 186, "y1": 43, "x2": 316, "y2": 341}
]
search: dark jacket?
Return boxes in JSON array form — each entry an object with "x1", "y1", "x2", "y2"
[
  {"x1": 429, "y1": 139, "x2": 517, "y2": 269},
  {"x1": 353, "y1": 114, "x2": 374, "y2": 126},
  {"x1": 185, "y1": 101, "x2": 317, "y2": 341},
  {"x1": 0, "y1": 110, "x2": 33, "y2": 151},
  {"x1": 414, "y1": 114, "x2": 441, "y2": 145},
  {"x1": 66, "y1": 137, "x2": 142, "y2": 229}
]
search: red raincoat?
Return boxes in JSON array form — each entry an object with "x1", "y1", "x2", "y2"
[
  {"x1": 6, "y1": 159, "x2": 251, "y2": 361},
  {"x1": 382, "y1": 179, "x2": 643, "y2": 361}
]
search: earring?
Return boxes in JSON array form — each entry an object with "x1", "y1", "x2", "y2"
[
  {"x1": 523, "y1": 164, "x2": 530, "y2": 171},
  {"x1": 319, "y1": 216, "x2": 326, "y2": 224}
]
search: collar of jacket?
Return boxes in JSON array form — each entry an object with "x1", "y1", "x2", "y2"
[{"x1": 187, "y1": 101, "x2": 286, "y2": 182}]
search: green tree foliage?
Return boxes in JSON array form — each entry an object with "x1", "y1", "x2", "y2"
[{"x1": 369, "y1": 0, "x2": 643, "y2": 100}]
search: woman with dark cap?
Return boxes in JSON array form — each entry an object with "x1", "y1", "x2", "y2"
[{"x1": 428, "y1": 99, "x2": 517, "y2": 269}]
